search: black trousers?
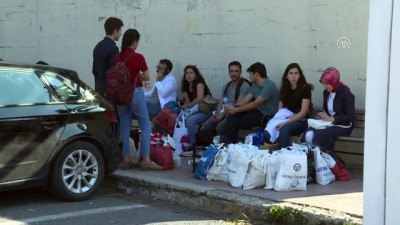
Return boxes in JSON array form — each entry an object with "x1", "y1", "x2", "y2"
[{"x1": 220, "y1": 109, "x2": 265, "y2": 144}]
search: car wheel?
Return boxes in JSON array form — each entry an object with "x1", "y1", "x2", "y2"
[{"x1": 50, "y1": 141, "x2": 105, "y2": 201}]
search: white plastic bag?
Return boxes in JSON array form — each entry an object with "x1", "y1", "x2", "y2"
[
  {"x1": 274, "y1": 152, "x2": 307, "y2": 191},
  {"x1": 206, "y1": 147, "x2": 229, "y2": 182},
  {"x1": 312, "y1": 147, "x2": 335, "y2": 185},
  {"x1": 264, "y1": 151, "x2": 280, "y2": 189},
  {"x1": 173, "y1": 112, "x2": 190, "y2": 155},
  {"x1": 243, "y1": 152, "x2": 269, "y2": 189},
  {"x1": 321, "y1": 152, "x2": 336, "y2": 168},
  {"x1": 227, "y1": 144, "x2": 256, "y2": 188}
]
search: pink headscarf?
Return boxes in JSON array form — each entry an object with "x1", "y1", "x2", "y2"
[{"x1": 320, "y1": 67, "x2": 346, "y2": 92}]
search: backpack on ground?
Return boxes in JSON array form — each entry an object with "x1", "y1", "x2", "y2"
[
  {"x1": 106, "y1": 53, "x2": 136, "y2": 105},
  {"x1": 223, "y1": 77, "x2": 252, "y2": 102}
]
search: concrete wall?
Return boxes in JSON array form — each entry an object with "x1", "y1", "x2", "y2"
[{"x1": 0, "y1": 0, "x2": 369, "y2": 110}]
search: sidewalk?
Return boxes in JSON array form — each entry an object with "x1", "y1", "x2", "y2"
[{"x1": 112, "y1": 158, "x2": 363, "y2": 224}]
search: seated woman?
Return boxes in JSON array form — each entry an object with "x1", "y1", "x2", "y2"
[
  {"x1": 264, "y1": 63, "x2": 313, "y2": 148},
  {"x1": 302, "y1": 67, "x2": 355, "y2": 155},
  {"x1": 180, "y1": 65, "x2": 213, "y2": 149}
]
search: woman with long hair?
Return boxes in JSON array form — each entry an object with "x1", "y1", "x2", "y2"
[
  {"x1": 117, "y1": 29, "x2": 162, "y2": 170},
  {"x1": 264, "y1": 63, "x2": 313, "y2": 148},
  {"x1": 180, "y1": 65, "x2": 213, "y2": 149}
]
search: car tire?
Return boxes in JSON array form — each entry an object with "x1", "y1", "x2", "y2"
[{"x1": 50, "y1": 141, "x2": 105, "y2": 201}]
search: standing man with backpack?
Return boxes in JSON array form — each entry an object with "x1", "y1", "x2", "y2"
[
  {"x1": 201, "y1": 61, "x2": 251, "y2": 134},
  {"x1": 92, "y1": 17, "x2": 123, "y2": 97}
]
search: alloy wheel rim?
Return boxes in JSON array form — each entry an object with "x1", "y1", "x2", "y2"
[{"x1": 62, "y1": 149, "x2": 99, "y2": 194}]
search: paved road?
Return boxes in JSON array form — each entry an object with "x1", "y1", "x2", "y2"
[{"x1": 0, "y1": 178, "x2": 255, "y2": 225}]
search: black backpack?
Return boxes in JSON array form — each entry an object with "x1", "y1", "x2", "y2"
[{"x1": 223, "y1": 78, "x2": 252, "y2": 101}]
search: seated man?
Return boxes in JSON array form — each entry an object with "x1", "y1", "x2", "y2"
[
  {"x1": 220, "y1": 62, "x2": 279, "y2": 144},
  {"x1": 144, "y1": 59, "x2": 178, "y2": 118},
  {"x1": 201, "y1": 61, "x2": 251, "y2": 133}
]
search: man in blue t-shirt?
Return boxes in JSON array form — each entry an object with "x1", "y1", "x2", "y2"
[
  {"x1": 201, "y1": 61, "x2": 251, "y2": 134},
  {"x1": 221, "y1": 62, "x2": 279, "y2": 144},
  {"x1": 92, "y1": 17, "x2": 123, "y2": 97}
]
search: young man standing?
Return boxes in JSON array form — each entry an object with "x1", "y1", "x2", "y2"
[
  {"x1": 201, "y1": 61, "x2": 251, "y2": 133},
  {"x1": 92, "y1": 17, "x2": 123, "y2": 97},
  {"x1": 221, "y1": 62, "x2": 279, "y2": 144}
]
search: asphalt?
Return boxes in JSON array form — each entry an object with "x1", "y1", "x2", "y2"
[{"x1": 111, "y1": 157, "x2": 363, "y2": 225}]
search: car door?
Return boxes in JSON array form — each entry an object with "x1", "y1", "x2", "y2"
[{"x1": 0, "y1": 67, "x2": 70, "y2": 184}]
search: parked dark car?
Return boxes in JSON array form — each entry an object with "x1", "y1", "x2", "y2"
[{"x1": 0, "y1": 62, "x2": 121, "y2": 201}]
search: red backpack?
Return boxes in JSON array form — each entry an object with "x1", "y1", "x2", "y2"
[{"x1": 106, "y1": 53, "x2": 136, "y2": 105}]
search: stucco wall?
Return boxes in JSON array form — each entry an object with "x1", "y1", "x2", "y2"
[{"x1": 0, "y1": 0, "x2": 369, "y2": 110}]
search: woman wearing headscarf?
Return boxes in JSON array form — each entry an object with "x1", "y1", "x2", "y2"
[{"x1": 302, "y1": 67, "x2": 355, "y2": 154}]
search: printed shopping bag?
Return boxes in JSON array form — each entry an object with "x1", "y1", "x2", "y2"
[
  {"x1": 173, "y1": 112, "x2": 190, "y2": 155},
  {"x1": 206, "y1": 147, "x2": 229, "y2": 182},
  {"x1": 312, "y1": 147, "x2": 336, "y2": 185},
  {"x1": 243, "y1": 152, "x2": 269, "y2": 190},
  {"x1": 194, "y1": 145, "x2": 220, "y2": 180},
  {"x1": 227, "y1": 143, "x2": 258, "y2": 188},
  {"x1": 274, "y1": 152, "x2": 307, "y2": 191}
]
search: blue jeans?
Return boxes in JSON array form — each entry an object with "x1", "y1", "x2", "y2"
[
  {"x1": 264, "y1": 120, "x2": 308, "y2": 148},
  {"x1": 186, "y1": 112, "x2": 212, "y2": 145},
  {"x1": 117, "y1": 87, "x2": 151, "y2": 157},
  {"x1": 145, "y1": 97, "x2": 161, "y2": 119}
]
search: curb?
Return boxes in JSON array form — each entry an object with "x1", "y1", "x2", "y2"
[{"x1": 111, "y1": 173, "x2": 362, "y2": 225}]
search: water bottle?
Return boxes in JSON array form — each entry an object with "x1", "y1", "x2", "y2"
[
  {"x1": 222, "y1": 97, "x2": 229, "y2": 111},
  {"x1": 223, "y1": 97, "x2": 229, "y2": 106}
]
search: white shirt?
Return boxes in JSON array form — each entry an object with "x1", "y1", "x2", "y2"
[
  {"x1": 145, "y1": 73, "x2": 178, "y2": 108},
  {"x1": 327, "y1": 92, "x2": 336, "y2": 116}
]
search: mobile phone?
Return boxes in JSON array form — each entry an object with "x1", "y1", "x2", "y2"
[{"x1": 163, "y1": 69, "x2": 169, "y2": 76}]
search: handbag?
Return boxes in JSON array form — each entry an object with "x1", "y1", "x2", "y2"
[
  {"x1": 198, "y1": 95, "x2": 217, "y2": 113},
  {"x1": 307, "y1": 119, "x2": 333, "y2": 129},
  {"x1": 172, "y1": 112, "x2": 190, "y2": 155},
  {"x1": 150, "y1": 144, "x2": 174, "y2": 170},
  {"x1": 307, "y1": 118, "x2": 352, "y2": 130},
  {"x1": 153, "y1": 105, "x2": 178, "y2": 135}
]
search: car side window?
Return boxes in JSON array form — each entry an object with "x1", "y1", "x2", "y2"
[
  {"x1": 42, "y1": 73, "x2": 83, "y2": 102},
  {"x1": 0, "y1": 70, "x2": 51, "y2": 105}
]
